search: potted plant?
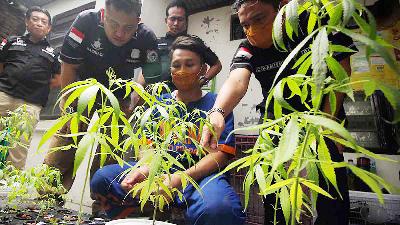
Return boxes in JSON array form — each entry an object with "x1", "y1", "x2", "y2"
[
  {"x1": 0, "y1": 105, "x2": 35, "y2": 169},
  {"x1": 39, "y1": 69, "x2": 206, "y2": 225},
  {"x1": 211, "y1": 0, "x2": 399, "y2": 225}
]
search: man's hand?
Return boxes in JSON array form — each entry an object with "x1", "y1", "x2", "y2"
[
  {"x1": 200, "y1": 111, "x2": 225, "y2": 150},
  {"x1": 50, "y1": 74, "x2": 61, "y2": 89},
  {"x1": 121, "y1": 166, "x2": 150, "y2": 192},
  {"x1": 158, "y1": 173, "x2": 181, "y2": 203}
]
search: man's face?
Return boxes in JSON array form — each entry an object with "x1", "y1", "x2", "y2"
[
  {"x1": 104, "y1": 5, "x2": 140, "y2": 47},
  {"x1": 166, "y1": 6, "x2": 187, "y2": 36},
  {"x1": 238, "y1": 0, "x2": 277, "y2": 47},
  {"x1": 25, "y1": 11, "x2": 51, "y2": 41}
]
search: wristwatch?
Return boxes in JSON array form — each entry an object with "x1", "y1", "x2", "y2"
[
  {"x1": 208, "y1": 107, "x2": 225, "y2": 117},
  {"x1": 199, "y1": 75, "x2": 210, "y2": 86}
]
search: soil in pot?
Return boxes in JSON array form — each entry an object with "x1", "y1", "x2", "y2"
[{"x1": 15, "y1": 212, "x2": 34, "y2": 220}]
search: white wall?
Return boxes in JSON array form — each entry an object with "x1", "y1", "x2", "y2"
[
  {"x1": 44, "y1": 0, "x2": 95, "y2": 17},
  {"x1": 188, "y1": 6, "x2": 263, "y2": 135}
]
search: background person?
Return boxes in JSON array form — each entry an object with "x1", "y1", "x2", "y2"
[
  {"x1": 158, "y1": 0, "x2": 222, "y2": 90},
  {"x1": 200, "y1": 0, "x2": 357, "y2": 224},
  {"x1": 0, "y1": 6, "x2": 60, "y2": 169}
]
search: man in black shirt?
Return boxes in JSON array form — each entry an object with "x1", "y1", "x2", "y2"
[
  {"x1": 0, "y1": 6, "x2": 60, "y2": 169},
  {"x1": 158, "y1": 0, "x2": 222, "y2": 90},
  {"x1": 43, "y1": 0, "x2": 161, "y2": 212},
  {"x1": 201, "y1": 0, "x2": 357, "y2": 224}
]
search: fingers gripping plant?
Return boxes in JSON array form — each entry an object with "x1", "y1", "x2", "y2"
[
  {"x1": 215, "y1": 1, "x2": 400, "y2": 225},
  {"x1": 120, "y1": 85, "x2": 207, "y2": 224},
  {"x1": 39, "y1": 68, "x2": 206, "y2": 224}
]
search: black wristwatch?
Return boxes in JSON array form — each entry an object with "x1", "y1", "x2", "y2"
[{"x1": 199, "y1": 75, "x2": 210, "y2": 86}]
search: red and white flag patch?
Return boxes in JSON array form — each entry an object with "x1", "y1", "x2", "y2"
[
  {"x1": 235, "y1": 47, "x2": 253, "y2": 59},
  {"x1": 69, "y1": 27, "x2": 85, "y2": 44},
  {"x1": 0, "y1": 39, "x2": 7, "y2": 50}
]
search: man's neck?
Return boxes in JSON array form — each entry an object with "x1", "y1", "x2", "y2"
[
  {"x1": 28, "y1": 34, "x2": 44, "y2": 44},
  {"x1": 175, "y1": 88, "x2": 203, "y2": 104},
  {"x1": 167, "y1": 30, "x2": 187, "y2": 37}
]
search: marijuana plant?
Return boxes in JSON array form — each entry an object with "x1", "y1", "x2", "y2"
[
  {"x1": 213, "y1": 0, "x2": 400, "y2": 225},
  {"x1": 0, "y1": 106, "x2": 35, "y2": 168},
  {"x1": 39, "y1": 69, "x2": 205, "y2": 224}
]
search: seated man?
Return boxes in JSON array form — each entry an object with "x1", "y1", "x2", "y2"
[{"x1": 90, "y1": 35, "x2": 246, "y2": 225}]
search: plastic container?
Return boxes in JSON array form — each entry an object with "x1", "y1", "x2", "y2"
[
  {"x1": 349, "y1": 190, "x2": 400, "y2": 224},
  {"x1": 106, "y1": 219, "x2": 176, "y2": 225}
]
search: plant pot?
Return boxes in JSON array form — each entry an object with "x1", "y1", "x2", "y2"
[{"x1": 106, "y1": 219, "x2": 176, "y2": 225}]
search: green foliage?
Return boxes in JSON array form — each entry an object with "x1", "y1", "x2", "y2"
[
  {"x1": 221, "y1": 0, "x2": 400, "y2": 224},
  {"x1": 40, "y1": 68, "x2": 207, "y2": 223},
  {"x1": 0, "y1": 163, "x2": 66, "y2": 208},
  {"x1": 0, "y1": 106, "x2": 35, "y2": 167}
]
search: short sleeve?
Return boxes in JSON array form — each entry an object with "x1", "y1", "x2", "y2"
[
  {"x1": 0, "y1": 37, "x2": 12, "y2": 62},
  {"x1": 218, "y1": 112, "x2": 236, "y2": 155},
  {"x1": 140, "y1": 27, "x2": 162, "y2": 84},
  {"x1": 60, "y1": 12, "x2": 90, "y2": 64},
  {"x1": 230, "y1": 42, "x2": 254, "y2": 73},
  {"x1": 52, "y1": 54, "x2": 61, "y2": 75},
  {"x1": 204, "y1": 46, "x2": 219, "y2": 66}
]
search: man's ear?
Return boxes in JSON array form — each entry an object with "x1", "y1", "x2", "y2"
[
  {"x1": 138, "y1": 17, "x2": 142, "y2": 23},
  {"x1": 47, "y1": 25, "x2": 52, "y2": 33},
  {"x1": 165, "y1": 17, "x2": 168, "y2": 24}
]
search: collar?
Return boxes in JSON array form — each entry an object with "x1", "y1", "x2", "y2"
[
  {"x1": 22, "y1": 33, "x2": 49, "y2": 45},
  {"x1": 165, "y1": 30, "x2": 187, "y2": 39}
]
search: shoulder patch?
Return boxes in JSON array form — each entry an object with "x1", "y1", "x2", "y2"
[
  {"x1": 69, "y1": 27, "x2": 85, "y2": 44},
  {"x1": 235, "y1": 47, "x2": 253, "y2": 59},
  {"x1": 0, "y1": 39, "x2": 7, "y2": 50}
]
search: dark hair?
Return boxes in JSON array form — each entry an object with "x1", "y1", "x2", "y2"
[
  {"x1": 166, "y1": 0, "x2": 189, "y2": 19},
  {"x1": 106, "y1": 0, "x2": 142, "y2": 16},
  {"x1": 25, "y1": 6, "x2": 52, "y2": 25},
  {"x1": 232, "y1": 0, "x2": 280, "y2": 12},
  {"x1": 170, "y1": 35, "x2": 207, "y2": 63}
]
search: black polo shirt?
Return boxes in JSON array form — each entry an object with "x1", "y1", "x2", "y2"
[
  {"x1": 158, "y1": 33, "x2": 219, "y2": 90},
  {"x1": 60, "y1": 9, "x2": 161, "y2": 99},
  {"x1": 231, "y1": 17, "x2": 357, "y2": 114},
  {"x1": 0, "y1": 35, "x2": 60, "y2": 106}
]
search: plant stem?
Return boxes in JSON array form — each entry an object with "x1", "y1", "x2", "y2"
[
  {"x1": 153, "y1": 184, "x2": 160, "y2": 225},
  {"x1": 290, "y1": 124, "x2": 311, "y2": 225},
  {"x1": 291, "y1": 92, "x2": 324, "y2": 225},
  {"x1": 273, "y1": 190, "x2": 279, "y2": 225}
]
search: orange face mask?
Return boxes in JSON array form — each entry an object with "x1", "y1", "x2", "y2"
[
  {"x1": 244, "y1": 21, "x2": 274, "y2": 49},
  {"x1": 171, "y1": 66, "x2": 203, "y2": 91}
]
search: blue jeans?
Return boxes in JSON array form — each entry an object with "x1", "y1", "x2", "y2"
[{"x1": 90, "y1": 162, "x2": 246, "y2": 225}]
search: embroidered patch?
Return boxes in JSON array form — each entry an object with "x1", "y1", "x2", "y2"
[
  {"x1": 146, "y1": 50, "x2": 158, "y2": 63},
  {"x1": 235, "y1": 47, "x2": 253, "y2": 59},
  {"x1": 69, "y1": 27, "x2": 85, "y2": 44}
]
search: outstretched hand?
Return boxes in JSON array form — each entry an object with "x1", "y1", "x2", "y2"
[
  {"x1": 200, "y1": 111, "x2": 225, "y2": 150},
  {"x1": 121, "y1": 166, "x2": 150, "y2": 192}
]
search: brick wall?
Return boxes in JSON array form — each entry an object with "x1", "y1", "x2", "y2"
[{"x1": 0, "y1": 1, "x2": 25, "y2": 40}]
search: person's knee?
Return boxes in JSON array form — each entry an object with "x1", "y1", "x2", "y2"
[
  {"x1": 90, "y1": 164, "x2": 122, "y2": 194},
  {"x1": 200, "y1": 197, "x2": 245, "y2": 225}
]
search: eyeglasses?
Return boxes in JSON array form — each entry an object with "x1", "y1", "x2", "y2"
[{"x1": 167, "y1": 16, "x2": 186, "y2": 23}]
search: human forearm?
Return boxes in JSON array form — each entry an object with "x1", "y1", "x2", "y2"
[
  {"x1": 213, "y1": 68, "x2": 250, "y2": 116},
  {"x1": 204, "y1": 60, "x2": 222, "y2": 81},
  {"x1": 60, "y1": 62, "x2": 79, "y2": 89},
  {"x1": 183, "y1": 151, "x2": 231, "y2": 183}
]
